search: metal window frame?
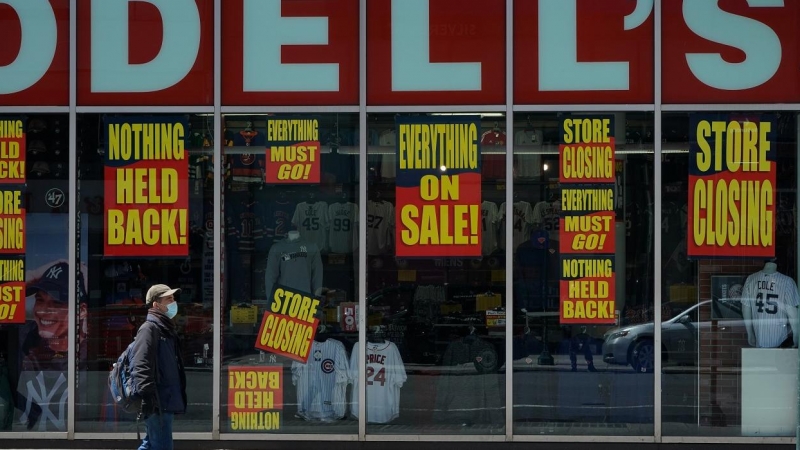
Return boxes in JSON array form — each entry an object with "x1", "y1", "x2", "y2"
[
  {"x1": 0, "y1": 0, "x2": 798, "y2": 444},
  {"x1": 504, "y1": 0, "x2": 513, "y2": 441}
]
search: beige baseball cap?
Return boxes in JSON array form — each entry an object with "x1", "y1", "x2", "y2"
[{"x1": 145, "y1": 284, "x2": 180, "y2": 305}]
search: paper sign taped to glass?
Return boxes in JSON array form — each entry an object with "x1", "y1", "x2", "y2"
[{"x1": 254, "y1": 285, "x2": 320, "y2": 363}]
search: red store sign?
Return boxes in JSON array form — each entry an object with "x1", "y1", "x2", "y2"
[{"x1": 1, "y1": 0, "x2": 799, "y2": 106}]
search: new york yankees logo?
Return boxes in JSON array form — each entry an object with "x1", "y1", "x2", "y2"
[{"x1": 46, "y1": 265, "x2": 63, "y2": 280}]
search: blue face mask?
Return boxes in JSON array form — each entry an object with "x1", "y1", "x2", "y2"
[{"x1": 165, "y1": 302, "x2": 178, "y2": 319}]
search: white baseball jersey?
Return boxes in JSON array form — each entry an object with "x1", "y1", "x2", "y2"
[
  {"x1": 366, "y1": 200, "x2": 394, "y2": 255},
  {"x1": 481, "y1": 201, "x2": 500, "y2": 255},
  {"x1": 327, "y1": 202, "x2": 359, "y2": 254},
  {"x1": 291, "y1": 339, "x2": 350, "y2": 421},
  {"x1": 292, "y1": 201, "x2": 329, "y2": 252},
  {"x1": 498, "y1": 201, "x2": 534, "y2": 251},
  {"x1": 741, "y1": 270, "x2": 800, "y2": 348},
  {"x1": 379, "y1": 130, "x2": 398, "y2": 179},
  {"x1": 513, "y1": 129, "x2": 543, "y2": 178},
  {"x1": 349, "y1": 341, "x2": 407, "y2": 423},
  {"x1": 533, "y1": 200, "x2": 561, "y2": 242}
]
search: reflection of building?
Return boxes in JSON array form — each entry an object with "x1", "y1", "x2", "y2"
[{"x1": 2, "y1": 0, "x2": 800, "y2": 447}]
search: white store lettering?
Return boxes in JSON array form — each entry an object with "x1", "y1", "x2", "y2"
[
  {"x1": 0, "y1": 0, "x2": 57, "y2": 95},
  {"x1": 0, "y1": 0, "x2": 793, "y2": 96},
  {"x1": 91, "y1": 0, "x2": 201, "y2": 93}
]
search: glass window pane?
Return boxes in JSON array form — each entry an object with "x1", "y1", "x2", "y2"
[
  {"x1": 365, "y1": 112, "x2": 507, "y2": 435},
  {"x1": 221, "y1": 113, "x2": 359, "y2": 434},
  {"x1": 0, "y1": 114, "x2": 70, "y2": 432},
  {"x1": 512, "y1": 112, "x2": 655, "y2": 436},
  {"x1": 662, "y1": 111, "x2": 798, "y2": 437},
  {"x1": 75, "y1": 113, "x2": 215, "y2": 433}
]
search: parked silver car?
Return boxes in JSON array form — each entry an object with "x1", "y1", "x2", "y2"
[{"x1": 602, "y1": 300, "x2": 744, "y2": 372}]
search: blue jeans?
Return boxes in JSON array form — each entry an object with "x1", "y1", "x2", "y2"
[{"x1": 138, "y1": 412, "x2": 174, "y2": 450}]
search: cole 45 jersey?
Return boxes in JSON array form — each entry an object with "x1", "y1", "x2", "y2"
[{"x1": 292, "y1": 201, "x2": 329, "y2": 252}]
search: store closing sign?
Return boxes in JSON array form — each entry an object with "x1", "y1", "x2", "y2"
[
  {"x1": 255, "y1": 285, "x2": 321, "y2": 363},
  {"x1": 103, "y1": 116, "x2": 189, "y2": 257},
  {"x1": 395, "y1": 116, "x2": 482, "y2": 258},
  {"x1": 688, "y1": 114, "x2": 776, "y2": 258},
  {"x1": 558, "y1": 116, "x2": 616, "y2": 325},
  {"x1": 3, "y1": 0, "x2": 800, "y2": 104}
]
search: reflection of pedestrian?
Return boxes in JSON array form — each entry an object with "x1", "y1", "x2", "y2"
[{"x1": 567, "y1": 326, "x2": 596, "y2": 372}]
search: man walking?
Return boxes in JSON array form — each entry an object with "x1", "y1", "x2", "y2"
[{"x1": 131, "y1": 284, "x2": 187, "y2": 450}]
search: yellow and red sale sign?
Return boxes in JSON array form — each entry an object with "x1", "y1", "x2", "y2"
[
  {"x1": 103, "y1": 117, "x2": 189, "y2": 257},
  {"x1": 0, "y1": 119, "x2": 26, "y2": 184},
  {"x1": 688, "y1": 114, "x2": 776, "y2": 258},
  {"x1": 265, "y1": 117, "x2": 320, "y2": 184},
  {"x1": 255, "y1": 285, "x2": 320, "y2": 363},
  {"x1": 559, "y1": 116, "x2": 616, "y2": 324},
  {"x1": 227, "y1": 366, "x2": 283, "y2": 431},
  {"x1": 0, "y1": 118, "x2": 27, "y2": 324},
  {"x1": 395, "y1": 116, "x2": 482, "y2": 258}
]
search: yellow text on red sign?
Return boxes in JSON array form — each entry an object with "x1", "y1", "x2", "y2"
[
  {"x1": 560, "y1": 257, "x2": 616, "y2": 324},
  {"x1": 560, "y1": 118, "x2": 614, "y2": 183},
  {"x1": 227, "y1": 366, "x2": 283, "y2": 431},
  {"x1": 255, "y1": 287, "x2": 321, "y2": 362},
  {"x1": 399, "y1": 175, "x2": 479, "y2": 246},
  {"x1": 267, "y1": 145, "x2": 319, "y2": 181},
  {"x1": 0, "y1": 258, "x2": 25, "y2": 324},
  {"x1": 266, "y1": 118, "x2": 320, "y2": 183},
  {"x1": 691, "y1": 120, "x2": 774, "y2": 252},
  {"x1": 104, "y1": 121, "x2": 188, "y2": 256},
  {"x1": 0, "y1": 120, "x2": 25, "y2": 182},
  {"x1": 0, "y1": 190, "x2": 25, "y2": 253}
]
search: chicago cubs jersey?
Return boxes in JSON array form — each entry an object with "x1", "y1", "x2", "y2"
[
  {"x1": 292, "y1": 201, "x2": 329, "y2": 252},
  {"x1": 291, "y1": 339, "x2": 350, "y2": 421},
  {"x1": 366, "y1": 200, "x2": 394, "y2": 255},
  {"x1": 349, "y1": 341, "x2": 407, "y2": 423},
  {"x1": 328, "y1": 202, "x2": 359, "y2": 254},
  {"x1": 741, "y1": 270, "x2": 800, "y2": 348},
  {"x1": 481, "y1": 201, "x2": 500, "y2": 255},
  {"x1": 498, "y1": 201, "x2": 534, "y2": 252},
  {"x1": 532, "y1": 200, "x2": 561, "y2": 242}
]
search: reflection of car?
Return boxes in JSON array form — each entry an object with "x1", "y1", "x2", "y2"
[{"x1": 602, "y1": 300, "x2": 744, "y2": 372}]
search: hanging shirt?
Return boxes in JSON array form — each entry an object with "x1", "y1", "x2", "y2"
[
  {"x1": 263, "y1": 238, "x2": 323, "y2": 302},
  {"x1": 292, "y1": 201, "x2": 330, "y2": 252},
  {"x1": 349, "y1": 341, "x2": 407, "y2": 424},
  {"x1": 328, "y1": 202, "x2": 359, "y2": 254},
  {"x1": 291, "y1": 339, "x2": 350, "y2": 421}
]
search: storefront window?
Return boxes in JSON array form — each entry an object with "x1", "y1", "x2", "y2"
[
  {"x1": 511, "y1": 112, "x2": 655, "y2": 435},
  {"x1": 0, "y1": 114, "x2": 70, "y2": 432},
  {"x1": 75, "y1": 113, "x2": 214, "y2": 432},
  {"x1": 661, "y1": 111, "x2": 798, "y2": 437},
  {"x1": 364, "y1": 113, "x2": 507, "y2": 435},
  {"x1": 220, "y1": 113, "x2": 359, "y2": 434}
]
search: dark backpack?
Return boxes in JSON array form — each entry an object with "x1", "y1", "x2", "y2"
[
  {"x1": 108, "y1": 324, "x2": 159, "y2": 415},
  {"x1": 108, "y1": 338, "x2": 140, "y2": 414}
]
